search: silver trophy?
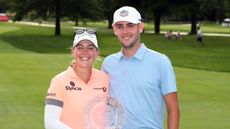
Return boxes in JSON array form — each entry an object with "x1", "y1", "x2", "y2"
[{"x1": 84, "y1": 95, "x2": 125, "y2": 129}]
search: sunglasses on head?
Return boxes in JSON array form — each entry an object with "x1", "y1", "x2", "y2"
[{"x1": 74, "y1": 29, "x2": 96, "y2": 35}]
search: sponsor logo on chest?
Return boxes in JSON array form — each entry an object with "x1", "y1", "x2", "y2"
[
  {"x1": 93, "y1": 87, "x2": 107, "y2": 92},
  {"x1": 65, "y1": 81, "x2": 106, "y2": 92},
  {"x1": 65, "y1": 81, "x2": 82, "y2": 91}
]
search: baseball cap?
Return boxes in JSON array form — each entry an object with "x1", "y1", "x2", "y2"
[
  {"x1": 73, "y1": 29, "x2": 98, "y2": 48},
  {"x1": 113, "y1": 6, "x2": 142, "y2": 25}
]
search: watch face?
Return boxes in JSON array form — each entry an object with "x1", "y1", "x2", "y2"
[{"x1": 84, "y1": 95, "x2": 125, "y2": 129}]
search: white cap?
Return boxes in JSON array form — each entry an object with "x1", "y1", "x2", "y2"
[
  {"x1": 113, "y1": 6, "x2": 142, "y2": 24},
  {"x1": 73, "y1": 31, "x2": 98, "y2": 48}
]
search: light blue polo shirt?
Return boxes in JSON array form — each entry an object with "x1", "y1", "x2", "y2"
[{"x1": 102, "y1": 44, "x2": 177, "y2": 129}]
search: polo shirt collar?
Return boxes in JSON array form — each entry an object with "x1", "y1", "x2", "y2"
[
  {"x1": 115, "y1": 43, "x2": 147, "y2": 61},
  {"x1": 66, "y1": 66, "x2": 96, "y2": 80},
  {"x1": 67, "y1": 66, "x2": 76, "y2": 78}
]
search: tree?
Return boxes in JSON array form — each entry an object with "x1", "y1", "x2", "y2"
[
  {"x1": 199, "y1": 0, "x2": 225, "y2": 22},
  {"x1": 142, "y1": 0, "x2": 185, "y2": 34},
  {"x1": 224, "y1": 0, "x2": 230, "y2": 17},
  {"x1": 7, "y1": 0, "x2": 61, "y2": 35},
  {"x1": 99, "y1": 0, "x2": 121, "y2": 28},
  {"x1": 55, "y1": 0, "x2": 61, "y2": 36},
  {"x1": 188, "y1": 0, "x2": 200, "y2": 34},
  {"x1": 168, "y1": 0, "x2": 200, "y2": 34},
  {"x1": 0, "y1": 0, "x2": 10, "y2": 12},
  {"x1": 62, "y1": 0, "x2": 102, "y2": 26}
]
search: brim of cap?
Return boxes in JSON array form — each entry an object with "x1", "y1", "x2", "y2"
[
  {"x1": 73, "y1": 38, "x2": 98, "y2": 48},
  {"x1": 112, "y1": 19, "x2": 141, "y2": 25}
]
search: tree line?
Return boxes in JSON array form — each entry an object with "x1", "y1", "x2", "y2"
[{"x1": 0, "y1": 0, "x2": 230, "y2": 36}]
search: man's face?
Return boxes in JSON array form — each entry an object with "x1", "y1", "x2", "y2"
[{"x1": 113, "y1": 21, "x2": 144, "y2": 49}]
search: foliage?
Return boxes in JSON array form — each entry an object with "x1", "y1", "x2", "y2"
[
  {"x1": 62, "y1": 0, "x2": 103, "y2": 21},
  {"x1": 2, "y1": 0, "x2": 230, "y2": 35}
]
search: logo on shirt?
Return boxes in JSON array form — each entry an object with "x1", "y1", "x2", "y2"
[
  {"x1": 47, "y1": 93, "x2": 56, "y2": 97},
  {"x1": 93, "y1": 87, "x2": 107, "y2": 92},
  {"x1": 65, "y1": 81, "x2": 82, "y2": 91}
]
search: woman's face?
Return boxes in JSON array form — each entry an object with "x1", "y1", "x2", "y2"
[{"x1": 72, "y1": 40, "x2": 99, "y2": 69}]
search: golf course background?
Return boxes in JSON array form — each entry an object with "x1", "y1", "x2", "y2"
[{"x1": 0, "y1": 22, "x2": 230, "y2": 129}]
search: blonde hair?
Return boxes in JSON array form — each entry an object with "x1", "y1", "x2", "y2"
[{"x1": 70, "y1": 60, "x2": 75, "y2": 67}]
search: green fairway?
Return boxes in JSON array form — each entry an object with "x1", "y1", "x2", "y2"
[
  {"x1": 176, "y1": 67, "x2": 230, "y2": 129},
  {"x1": 145, "y1": 22, "x2": 230, "y2": 34},
  {"x1": 0, "y1": 22, "x2": 230, "y2": 129}
]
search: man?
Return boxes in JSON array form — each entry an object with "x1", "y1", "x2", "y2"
[
  {"x1": 102, "y1": 6, "x2": 180, "y2": 129},
  {"x1": 196, "y1": 26, "x2": 204, "y2": 46}
]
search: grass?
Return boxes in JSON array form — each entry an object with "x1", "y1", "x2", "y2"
[
  {"x1": 176, "y1": 67, "x2": 230, "y2": 129},
  {"x1": 0, "y1": 53, "x2": 70, "y2": 129},
  {"x1": 145, "y1": 22, "x2": 230, "y2": 34},
  {"x1": 0, "y1": 21, "x2": 230, "y2": 129},
  {"x1": 1, "y1": 22, "x2": 230, "y2": 72},
  {"x1": 142, "y1": 33, "x2": 230, "y2": 72}
]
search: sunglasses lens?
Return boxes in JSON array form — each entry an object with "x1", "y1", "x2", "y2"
[
  {"x1": 74, "y1": 29, "x2": 96, "y2": 35},
  {"x1": 86, "y1": 30, "x2": 96, "y2": 34},
  {"x1": 75, "y1": 29, "x2": 85, "y2": 35}
]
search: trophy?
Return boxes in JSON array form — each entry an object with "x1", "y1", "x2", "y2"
[{"x1": 84, "y1": 95, "x2": 125, "y2": 129}]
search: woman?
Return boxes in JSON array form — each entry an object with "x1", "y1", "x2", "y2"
[{"x1": 44, "y1": 29, "x2": 109, "y2": 129}]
